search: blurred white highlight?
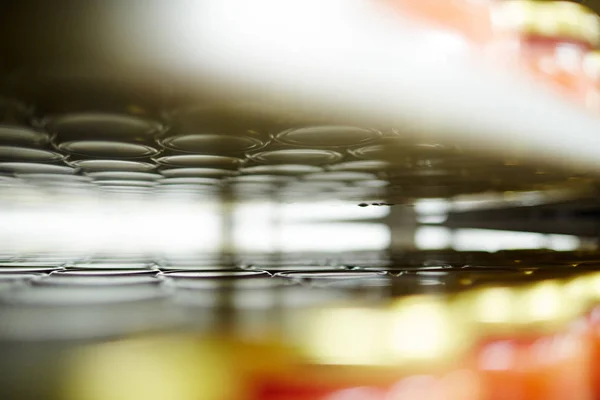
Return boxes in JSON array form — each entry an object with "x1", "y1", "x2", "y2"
[{"x1": 0, "y1": 197, "x2": 390, "y2": 256}]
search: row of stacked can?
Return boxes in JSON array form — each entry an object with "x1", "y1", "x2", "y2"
[
  {"x1": 2, "y1": 249, "x2": 600, "y2": 398},
  {"x1": 0, "y1": 28, "x2": 593, "y2": 202}
]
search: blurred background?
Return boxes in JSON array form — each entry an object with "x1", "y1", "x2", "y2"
[{"x1": 3, "y1": 1, "x2": 600, "y2": 399}]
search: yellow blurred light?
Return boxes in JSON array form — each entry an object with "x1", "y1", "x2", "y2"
[
  {"x1": 563, "y1": 275, "x2": 591, "y2": 313},
  {"x1": 588, "y1": 273, "x2": 600, "y2": 300},
  {"x1": 474, "y1": 288, "x2": 513, "y2": 324},
  {"x1": 62, "y1": 336, "x2": 237, "y2": 400},
  {"x1": 525, "y1": 281, "x2": 562, "y2": 323},
  {"x1": 389, "y1": 298, "x2": 454, "y2": 363},
  {"x1": 305, "y1": 307, "x2": 386, "y2": 366}
]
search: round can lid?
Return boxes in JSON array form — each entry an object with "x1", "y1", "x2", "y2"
[
  {"x1": 350, "y1": 140, "x2": 452, "y2": 161},
  {"x1": 0, "y1": 125, "x2": 50, "y2": 147},
  {"x1": 160, "y1": 134, "x2": 264, "y2": 154},
  {"x1": 276, "y1": 270, "x2": 385, "y2": 280},
  {"x1": 36, "y1": 274, "x2": 160, "y2": 286},
  {"x1": 303, "y1": 171, "x2": 377, "y2": 182},
  {"x1": 0, "y1": 265, "x2": 63, "y2": 274},
  {"x1": 156, "y1": 154, "x2": 243, "y2": 169},
  {"x1": 58, "y1": 141, "x2": 159, "y2": 158},
  {"x1": 154, "y1": 184, "x2": 218, "y2": 194},
  {"x1": 229, "y1": 174, "x2": 296, "y2": 184},
  {"x1": 0, "y1": 162, "x2": 75, "y2": 174},
  {"x1": 248, "y1": 149, "x2": 343, "y2": 165},
  {"x1": 240, "y1": 164, "x2": 322, "y2": 175},
  {"x1": 160, "y1": 167, "x2": 238, "y2": 178},
  {"x1": 18, "y1": 173, "x2": 92, "y2": 183},
  {"x1": 58, "y1": 269, "x2": 157, "y2": 277},
  {"x1": 273, "y1": 126, "x2": 381, "y2": 147},
  {"x1": 0, "y1": 146, "x2": 64, "y2": 162},
  {"x1": 158, "y1": 177, "x2": 221, "y2": 186},
  {"x1": 94, "y1": 179, "x2": 157, "y2": 187},
  {"x1": 70, "y1": 159, "x2": 156, "y2": 172},
  {"x1": 87, "y1": 171, "x2": 162, "y2": 181},
  {"x1": 99, "y1": 187, "x2": 153, "y2": 194},
  {"x1": 162, "y1": 270, "x2": 268, "y2": 279},
  {"x1": 69, "y1": 262, "x2": 155, "y2": 270},
  {"x1": 246, "y1": 265, "x2": 346, "y2": 272},
  {"x1": 159, "y1": 263, "x2": 237, "y2": 271}
]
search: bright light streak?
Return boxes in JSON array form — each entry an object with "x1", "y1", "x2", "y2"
[
  {"x1": 280, "y1": 222, "x2": 390, "y2": 253},
  {"x1": 0, "y1": 197, "x2": 391, "y2": 256},
  {"x1": 452, "y1": 229, "x2": 547, "y2": 252},
  {"x1": 415, "y1": 226, "x2": 452, "y2": 250},
  {"x1": 547, "y1": 234, "x2": 580, "y2": 251},
  {"x1": 0, "y1": 198, "x2": 221, "y2": 256}
]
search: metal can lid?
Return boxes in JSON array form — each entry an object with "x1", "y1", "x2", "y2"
[
  {"x1": 160, "y1": 133, "x2": 264, "y2": 155},
  {"x1": 240, "y1": 164, "x2": 322, "y2": 175},
  {"x1": 248, "y1": 148, "x2": 343, "y2": 166},
  {"x1": 155, "y1": 154, "x2": 243, "y2": 169},
  {"x1": 273, "y1": 126, "x2": 381, "y2": 148},
  {"x1": 0, "y1": 125, "x2": 49, "y2": 147},
  {"x1": 246, "y1": 265, "x2": 345, "y2": 273},
  {"x1": 87, "y1": 171, "x2": 162, "y2": 181},
  {"x1": 275, "y1": 270, "x2": 385, "y2": 282},
  {"x1": 69, "y1": 262, "x2": 155, "y2": 270},
  {"x1": 0, "y1": 146, "x2": 63, "y2": 163},
  {"x1": 57, "y1": 141, "x2": 159, "y2": 159},
  {"x1": 70, "y1": 159, "x2": 156, "y2": 172},
  {"x1": 160, "y1": 167, "x2": 238, "y2": 178},
  {"x1": 162, "y1": 270, "x2": 268, "y2": 280},
  {"x1": 34, "y1": 273, "x2": 160, "y2": 287}
]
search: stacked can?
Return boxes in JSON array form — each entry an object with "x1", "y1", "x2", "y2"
[{"x1": 2, "y1": 250, "x2": 600, "y2": 399}]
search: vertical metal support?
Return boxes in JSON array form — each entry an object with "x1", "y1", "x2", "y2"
[
  {"x1": 384, "y1": 204, "x2": 418, "y2": 253},
  {"x1": 217, "y1": 185, "x2": 235, "y2": 331},
  {"x1": 271, "y1": 187, "x2": 283, "y2": 261},
  {"x1": 219, "y1": 185, "x2": 234, "y2": 264}
]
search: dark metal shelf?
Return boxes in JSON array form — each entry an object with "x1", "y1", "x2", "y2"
[{"x1": 444, "y1": 198, "x2": 600, "y2": 237}]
